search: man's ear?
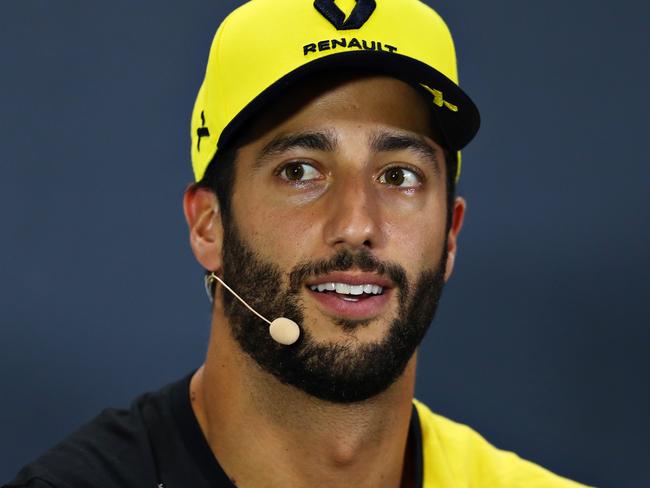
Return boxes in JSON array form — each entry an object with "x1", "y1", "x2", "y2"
[
  {"x1": 444, "y1": 196, "x2": 466, "y2": 282},
  {"x1": 183, "y1": 184, "x2": 223, "y2": 272}
]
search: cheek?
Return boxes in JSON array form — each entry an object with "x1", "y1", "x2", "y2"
[
  {"x1": 382, "y1": 201, "x2": 447, "y2": 269},
  {"x1": 375, "y1": 177, "x2": 449, "y2": 269},
  {"x1": 234, "y1": 197, "x2": 321, "y2": 266}
]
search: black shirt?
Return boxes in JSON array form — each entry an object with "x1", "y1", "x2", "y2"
[{"x1": 4, "y1": 373, "x2": 423, "y2": 487}]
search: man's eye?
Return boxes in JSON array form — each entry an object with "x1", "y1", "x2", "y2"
[
  {"x1": 279, "y1": 162, "x2": 321, "y2": 182},
  {"x1": 378, "y1": 167, "x2": 421, "y2": 187}
]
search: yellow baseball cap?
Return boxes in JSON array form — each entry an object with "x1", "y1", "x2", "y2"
[{"x1": 191, "y1": 0, "x2": 480, "y2": 182}]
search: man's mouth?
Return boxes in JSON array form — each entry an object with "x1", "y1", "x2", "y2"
[
  {"x1": 308, "y1": 282, "x2": 385, "y2": 301},
  {"x1": 304, "y1": 272, "x2": 393, "y2": 319}
]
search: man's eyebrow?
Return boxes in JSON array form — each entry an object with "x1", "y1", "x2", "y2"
[
  {"x1": 369, "y1": 131, "x2": 441, "y2": 174},
  {"x1": 254, "y1": 130, "x2": 338, "y2": 170}
]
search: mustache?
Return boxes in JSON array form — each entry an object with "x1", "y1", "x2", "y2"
[{"x1": 288, "y1": 248, "x2": 408, "y2": 295}]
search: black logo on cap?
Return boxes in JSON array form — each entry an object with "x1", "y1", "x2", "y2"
[
  {"x1": 314, "y1": 0, "x2": 376, "y2": 30},
  {"x1": 196, "y1": 111, "x2": 210, "y2": 151}
]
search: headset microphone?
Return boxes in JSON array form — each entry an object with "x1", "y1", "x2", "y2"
[{"x1": 205, "y1": 272, "x2": 300, "y2": 346}]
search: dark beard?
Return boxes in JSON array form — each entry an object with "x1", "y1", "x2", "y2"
[{"x1": 220, "y1": 218, "x2": 448, "y2": 404}]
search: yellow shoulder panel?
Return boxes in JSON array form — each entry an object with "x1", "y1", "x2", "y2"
[{"x1": 413, "y1": 400, "x2": 592, "y2": 488}]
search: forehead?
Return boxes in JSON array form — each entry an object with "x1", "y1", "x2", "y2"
[{"x1": 238, "y1": 73, "x2": 440, "y2": 149}]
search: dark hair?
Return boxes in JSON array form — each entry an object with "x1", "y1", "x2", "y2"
[
  {"x1": 196, "y1": 145, "x2": 457, "y2": 233},
  {"x1": 196, "y1": 145, "x2": 238, "y2": 224}
]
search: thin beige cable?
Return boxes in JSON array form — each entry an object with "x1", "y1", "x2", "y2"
[{"x1": 209, "y1": 272, "x2": 271, "y2": 325}]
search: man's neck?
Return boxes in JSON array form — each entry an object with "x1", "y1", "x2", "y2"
[{"x1": 190, "y1": 316, "x2": 418, "y2": 487}]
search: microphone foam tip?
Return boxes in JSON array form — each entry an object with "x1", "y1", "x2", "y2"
[{"x1": 269, "y1": 317, "x2": 300, "y2": 345}]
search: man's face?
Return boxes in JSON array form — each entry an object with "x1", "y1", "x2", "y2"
[{"x1": 218, "y1": 75, "x2": 454, "y2": 402}]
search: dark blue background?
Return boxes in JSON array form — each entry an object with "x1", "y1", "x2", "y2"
[{"x1": 1, "y1": 1, "x2": 648, "y2": 486}]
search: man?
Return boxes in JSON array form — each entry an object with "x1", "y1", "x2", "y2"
[{"x1": 5, "y1": 0, "x2": 588, "y2": 486}]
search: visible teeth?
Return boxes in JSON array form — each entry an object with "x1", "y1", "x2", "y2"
[
  {"x1": 310, "y1": 282, "x2": 384, "y2": 295},
  {"x1": 350, "y1": 285, "x2": 364, "y2": 295},
  {"x1": 335, "y1": 283, "x2": 351, "y2": 294}
]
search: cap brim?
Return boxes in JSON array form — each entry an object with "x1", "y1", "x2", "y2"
[{"x1": 217, "y1": 50, "x2": 480, "y2": 153}]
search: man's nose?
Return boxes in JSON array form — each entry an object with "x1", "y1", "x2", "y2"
[{"x1": 322, "y1": 173, "x2": 384, "y2": 251}]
